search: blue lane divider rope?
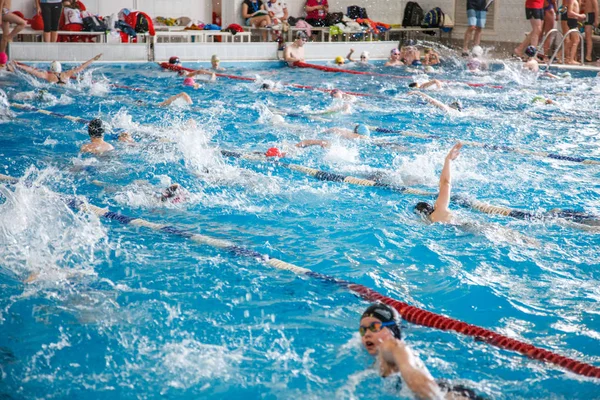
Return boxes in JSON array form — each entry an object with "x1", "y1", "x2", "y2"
[
  {"x1": 7, "y1": 102, "x2": 598, "y2": 229},
  {"x1": 374, "y1": 128, "x2": 600, "y2": 166}
]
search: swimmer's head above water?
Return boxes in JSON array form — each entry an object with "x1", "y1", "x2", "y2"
[
  {"x1": 360, "y1": 303, "x2": 402, "y2": 355},
  {"x1": 169, "y1": 56, "x2": 181, "y2": 65},
  {"x1": 331, "y1": 88, "x2": 343, "y2": 98},
  {"x1": 448, "y1": 100, "x2": 463, "y2": 112},
  {"x1": 50, "y1": 61, "x2": 62, "y2": 73},
  {"x1": 414, "y1": 201, "x2": 435, "y2": 218},
  {"x1": 354, "y1": 124, "x2": 370, "y2": 136},
  {"x1": 88, "y1": 118, "x2": 105, "y2": 138}
]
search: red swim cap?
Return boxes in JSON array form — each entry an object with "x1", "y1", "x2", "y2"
[{"x1": 265, "y1": 147, "x2": 284, "y2": 158}]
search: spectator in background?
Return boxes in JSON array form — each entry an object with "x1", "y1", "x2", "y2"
[
  {"x1": 241, "y1": 0, "x2": 271, "y2": 28},
  {"x1": 581, "y1": 0, "x2": 598, "y2": 62},
  {"x1": 305, "y1": 0, "x2": 328, "y2": 27},
  {"x1": 266, "y1": 0, "x2": 288, "y2": 25},
  {"x1": 513, "y1": 0, "x2": 544, "y2": 58},
  {"x1": 36, "y1": 0, "x2": 62, "y2": 42},
  {"x1": 540, "y1": 0, "x2": 556, "y2": 61},
  {"x1": 0, "y1": 0, "x2": 26, "y2": 52},
  {"x1": 462, "y1": 0, "x2": 487, "y2": 56}
]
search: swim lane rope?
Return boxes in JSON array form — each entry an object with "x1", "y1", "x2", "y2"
[
  {"x1": 0, "y1": 172, "x2": 598, "y2": 378},
  {"x1": 292, "y1": 61, "x2": 504, "y2": 89},
  {"x1": 11, "y1": 102, "x2": 598, "y2": 227},
  {"x1": 374, "y1": 128, "x2": 600, "y2": 166},
  {"x1": 159, "y1": 62, "x2": 379, "y2": 98}
]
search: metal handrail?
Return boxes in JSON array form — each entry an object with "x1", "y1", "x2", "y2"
[
  {"x1": 547, "y1": 28, "x2": 584, "y2": 68},
  {"x1": 538, "y1": 28, "x2": 563, "y2": 59}
]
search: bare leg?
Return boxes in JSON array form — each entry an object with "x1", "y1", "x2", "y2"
[
  {"x1": 462, "y1": 26, "x2": 475, "y2": 53},
  {"x1": 43, "y1": 32, "x2": 51, "y2": 42},
  {"x1": 529, "y1": 18, "x2": 543, "y2": 46},
  {"x1": 2, "y1": 13, "x2": 26, "y2": 41},
  {"x1": 473, "y1": 27, "x2": 482, "y2": 46},
  {"x1": 50, "y1": 31, "x2": 59, "y2": 42},
  {"x1": 567, "y1": 33, "x2": 581, "y2": 63},
  {"x1": 542, "y1": 10, "x2": 556, "y2": 58},
  {"x1": 559, "y1": 21, "x2": 571, "y2": 62},
  {"x1": 585, "y1": 24, "x2": 593, "y2": 61}
]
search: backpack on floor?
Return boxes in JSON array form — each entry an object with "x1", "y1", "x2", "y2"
[
  {"x1": 402, "y1": 2, "x2": 424, "y2": 27},
  {"x1": 421, "y1": 7, "x2": 443, "y2": 28},
  {"x1": 347, "y1": 5, "x2": 368, "y2": 20}
]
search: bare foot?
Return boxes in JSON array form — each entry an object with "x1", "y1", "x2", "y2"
[
  {"x1": 566, "y1": 60, "x2": 581, "y2": 65},
  {"x1": 513, "y1": 48, "x2": 523, "y2": 58}
]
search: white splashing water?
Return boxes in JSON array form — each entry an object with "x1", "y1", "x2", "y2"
[{"x1": 0, "y1": 167, "x2": 107, "y2": 285}]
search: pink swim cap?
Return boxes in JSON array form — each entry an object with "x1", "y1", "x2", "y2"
[
  {"x1": 183, "y1": 77, "x2": 196, "y2": 87},
  {"x1": 0, "y1": 52, "x2": 7, "y2": 65}
]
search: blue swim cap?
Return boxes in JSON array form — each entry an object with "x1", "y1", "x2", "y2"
[
  {"x1": 412, "y1": 60, "x2": 422, "y2": 66},
  {"x1": 355, "y1": 124, "x2": 370, "y2": 136},
  {"x1": 525, "y1": 46, "x2": 537, "y2": 58}
]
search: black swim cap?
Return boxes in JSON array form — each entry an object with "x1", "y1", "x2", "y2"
[
  {"x1": 415, "y1": 201, "x2": 434, "y2": 216},
  {"x1": 408, "y1": 82, "x2": 418, "y2": 88},
  {"x1": 261, "y1": 82, "x2": 272, "y2": 90},
  {"x1": 88, "y1": 118, "x2": 104, "y2": 138},
  {"x1": 361, "y1": 303, "x2": 401, "y2": 339}
]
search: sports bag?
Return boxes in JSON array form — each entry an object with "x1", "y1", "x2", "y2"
[
  {"x1": 347, "y1": 6, "x2": 368, "y2": 20},
  {"x1": 82, "y1": 12, "x2": 107, "y2": 31},
  {"x1": 422, "y1": 7, "x2": 444, "y2": 28},
  {"x1": 402, "y1": 2, "x2": 424, "y2": 27}
]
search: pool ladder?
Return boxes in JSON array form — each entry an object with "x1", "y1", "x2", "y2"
[{"x1": 541, "y1": 28, "x2": 584, "y2": 68}]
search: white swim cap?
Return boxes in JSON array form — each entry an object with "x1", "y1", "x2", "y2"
[
  {"x1": 360, "y1": 51, "x2": 369, "y2": 59},
  {"x1": 472, "y1": 45, "x2": 483, "y2": 57},
  {"x1": 424, "y1": 65, "x2": 434, "y2": 73},
  {"x1": 271, "y1": 114, "x2": 285, "y2": 124},
  {"x1": 50, "y1": 61, "x2": 62, "y2": 73}
]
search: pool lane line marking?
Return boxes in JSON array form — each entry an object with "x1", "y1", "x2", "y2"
[
  {"x1": 293, "y1": 62, "x2": 504, "y2": 89},
  {"x1": 222, "y1": 150, "x2": 600, "y2": 230},
  {"x1": 158, "y1": 62, "x2": 378, "y2": 98},
  {"x1": 0, "y1": 172, "x2": 597, "y2": 379},
  {"x1": 10, "y1": 102, "x2": 598, "y2": 229},
  {"x1": 373, "y1": 128, "x2": 600, "y2": 166}
]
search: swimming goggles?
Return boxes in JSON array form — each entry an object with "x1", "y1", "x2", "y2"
[{"x1": 359, "y1": 321, "x2": 396, "y2": 336}]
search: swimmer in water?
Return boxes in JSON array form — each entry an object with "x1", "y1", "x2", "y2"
[
  {"x1": 11, "y1": 53, "x2": 103, "y2": 84},
  {"x1": 159, "y1": 183, "x2": 186, "y2": 203},
  {"x1": 211, "y1": 54, "x2": 225, "y2": 71},
  {"x1": 80, "y1": 118, "x2": 115, "y2": 155},
  {"x1": 414, "y1": 143, "x2": 462, "y2": 223},
  {"x1": 284, "y1": 31, "x2": 307, "y2": 67},
  {"x1": 295, "y1": 124, "x2": 372, "y2": 148},
  {"x1": 347, "y1": 48, "x2": 370, "y2": 64},
  {"x1": 409, "y1": 91, "x2": 463, "y2": 114},
  {"x1": 358, "y1": 303, "x2": 485, "y2": 399},
  {"x1": 408, "y1": 79, "x2": 442, "y2": 90},
  {"x1": 182, "y1": 68, "x2": 216, "y2": 89},
  {"x1": 522, "y1": 46, "x2": 539, "y2": 72},
  {"x1": 384, "y1": 48, "x2": 404, "y2": 67}
]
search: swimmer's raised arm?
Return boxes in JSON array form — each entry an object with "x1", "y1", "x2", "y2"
[
  {"x1": 378, "y1": 339, "x2": 440, "y2": 400},
  {"x1": 433, "y1": 143, "x2": 462, "y2": 215},
  {"x1": 347, "y1": 48, "x2": 355, "y2": 62},
  {"x1": 66, "y1": 53, "x2": 102, "y2": 78},
  {"x1": 187, "y1": 68, "x2": 214, "y2": 78}
]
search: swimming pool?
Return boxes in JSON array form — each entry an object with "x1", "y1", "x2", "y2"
[{"x1": 1, "y1": 57, "x2": 600, "y2": 399}]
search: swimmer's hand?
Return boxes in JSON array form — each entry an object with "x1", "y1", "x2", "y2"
[
  {"x1": 446, "y1": 142, "x2": 462, "y2": 161},
  {"x1": 378, "y1": 339, "x2": 439, "y2": 400},
  {"x1": 93, "y1": 53, "x2": 103, "y2": 61}
]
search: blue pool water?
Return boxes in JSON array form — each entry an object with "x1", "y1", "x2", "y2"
[{"x1": 1, "y1": 57, "x2": 600, "y2": 399}]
